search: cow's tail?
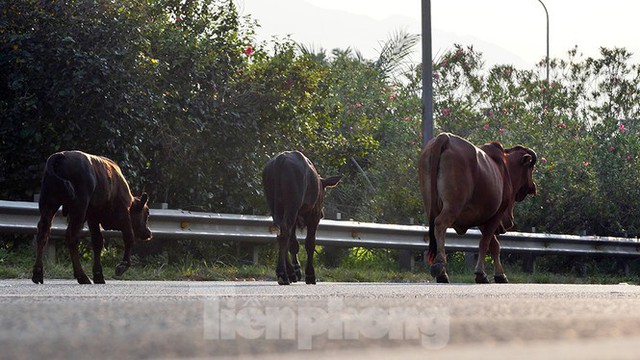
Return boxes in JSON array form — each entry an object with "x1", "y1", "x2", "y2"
[
  {"x1": 420, "y1": 134, "x2": 448, "y2": 265},
  {"x1": 45, "y1": 153, "x2": 76, "y2": 201},
  {"x1": 270, "y1": 155, "x2": 288, "y2": 235}
]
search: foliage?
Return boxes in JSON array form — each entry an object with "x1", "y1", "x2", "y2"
[{"x1": 2, "y1": 0, "x2": 640, "y2": 280}]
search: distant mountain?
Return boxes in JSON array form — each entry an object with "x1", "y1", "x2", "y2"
[{"x1": 239, "y1": 0, "x2": 533, "y2": 69}]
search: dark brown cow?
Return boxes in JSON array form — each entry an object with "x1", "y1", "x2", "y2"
[
  {"x1": 32, "y1": 151, "x2": 152, "y2": 284},
  {"x1": 419, "y1": 133, "x2": 537, "y2": 283},
  {"x1": 262, "y1": 151, "x2": 342, "y2": 285}
]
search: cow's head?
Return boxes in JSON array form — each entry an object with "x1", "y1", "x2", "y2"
[
  {"x1": 318, "y1": 175, "x2": 343, "y2": 219},
  {"x1": 130, "y1": 193, "x2": 152, "y2": 241},
  {"x1": 505, "y1": 146, "x2": 537, "y2": 202}
]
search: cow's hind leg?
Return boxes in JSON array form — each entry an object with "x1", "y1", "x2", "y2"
[
  {"x1": 89, "y1": 221, "x2": 105, "y2": 284},
  {"x1": 304, "y1": 223, "x2": 319, "y2": 284},
  {"x1": 490, "y1": 236, "x2": 508, "y2": 283},
  {"x1": 32, "y1": 208, "x2": 57, "y2": 284},
  {"x1": 288, "y1": 232, "x2": 301, "y2": 282},
  {"x1": 430, "y1": 214, "x2": 452, "y2": 283},
  {"x1": 65, "y1": 212, "x2": 92, "y2": 284},
  {"x1": 275, "y1": 226, "x2": 292, "y2": 285}
]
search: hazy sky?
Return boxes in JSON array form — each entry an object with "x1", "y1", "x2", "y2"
[{"x1": 236, "y1": 0, "x2": 639, "y2": 69}]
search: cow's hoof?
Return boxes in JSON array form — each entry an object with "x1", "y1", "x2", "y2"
[
  {"x1": 430, "y1": 262, "x2": 446, "y2": 278},
  {"x1": 277, "y1": 275, "x2": 290, "y2": 285},
  {"x1": 475, "y1": 272, "x2": 490, "y2": 284},
  {"x1": 115, "y1": 262, "x2": 130, "y2": 276},
  {"x1": 305, "y1": 275, "x2": 316, "y2": 284},
  {"x1": 294, "y1": 267, "x2": 302, "y2": 282},
  {"x1": 287, "y1": 271, "x2": 298, "y2": 283},
  {"x1": 93, "y1": 272, "x2": 106, "y2": 284},
  {"x1": 32, "y1": 267, "x2": 44, "y2": 284},
  {"x1": 76, "y1": 274, "x2": 92, "y2": 285},
  {"x1": 435, "y1": 273, "x2": 450, "y2": 283},
  {"x1": 494, "y1": 274, "x2": 509, "y2": 283}
]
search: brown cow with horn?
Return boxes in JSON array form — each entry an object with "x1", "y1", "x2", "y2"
[
  {"x1": 419, "y1": 133, "x2": 537, "y2": 283},
  {"x1": 262, "y1": 151, "x2": 342, "y2": 285},
  {"x1": 32, "y1": 150, "x2": 152, "y2": 284}
]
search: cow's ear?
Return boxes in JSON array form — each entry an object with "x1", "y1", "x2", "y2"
[
  {"x1": 140, "y1": 193, "x2": 149, "y2": 206},
  {"x1": 322, "y1": 175, "x2": 342, "y2": 189},
  {"x1": 521, "y1": 154, "x2": 534, "y2": 167}
]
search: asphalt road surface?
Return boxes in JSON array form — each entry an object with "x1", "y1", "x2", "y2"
[{"x1": 1, "y1": 279, "x2": 640, "y2": 359}]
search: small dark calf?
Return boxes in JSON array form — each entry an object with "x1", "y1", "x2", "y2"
[
  {"x1": 32, "y1": 151, "x2": 152, "y2": 284},
  {"x1": 262, "y1": 151, "x2": 341, "y2": 285}
]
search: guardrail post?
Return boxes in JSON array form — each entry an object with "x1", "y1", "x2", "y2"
[
  {"x1": 319, "y1": 212, "x2": 348, "y2": 268},
  {"x1": 398, "y1": 250, "x2": 414, "y2": 271},
  {"x1": 522, "y1": 253, "x2": 536, "y2": 274},
  {"x1": 615, "y1": 258, "x2": 630, "y2": 277},
  {"x1": 464, "y1": 252, "x2": 478, "y2": 272},
  {"x1": 236, "y1": 242, "x2": 259, "y2": 265},
  {"x1": 46, "y1": 239, "x2": 56, "y2": 263}
]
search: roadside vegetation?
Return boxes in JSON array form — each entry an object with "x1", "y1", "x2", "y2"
[
  {"x1": 1, "y1": 236, "x2": 637, "y2": 284},
  {"x1": 1, "y1": 0, "x2": 640, "y2": 282}
]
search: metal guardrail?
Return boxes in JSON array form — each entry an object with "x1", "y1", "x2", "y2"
[{"x1": 1, "y1": 200, "x2": 640, "y2": 257}]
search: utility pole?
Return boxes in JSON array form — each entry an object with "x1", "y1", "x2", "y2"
[
  {"x1": 538, "y1": 0, "x2": 550, "y2": 107},
  {"x1": 421, "y1": 0, "x2": 434, "y2": 147}
]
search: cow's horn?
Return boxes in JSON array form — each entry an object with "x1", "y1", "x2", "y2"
[{"x1": 526, "y1": 148, "x2": 537, "y2": 166}]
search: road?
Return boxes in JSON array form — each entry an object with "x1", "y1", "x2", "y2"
[{"x1": 1, "y1": 279, "x2": 639, "y2": 359}]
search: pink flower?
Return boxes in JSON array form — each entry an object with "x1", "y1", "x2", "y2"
[
  {"x1": 619, "y1": 124, "x2": 626, "y2": 131},
  {"x1": 626, "y1": 153, "x2": 632, "y2": 161},
  {"x1": 501, "y1": 108, "x2": 507, "y2": 115},
  {"x1": 487, "y1": 110, "x2": 494, "y2": 117},
  {"x1": 389, "y1": 91, "x2": 397, "y2": 101},
  {"x1": 245, "y1": 45, "x2": 253, "y2": 57},
  {"x1": 583, "y1": 161, "x2": 590, "y2": 167},
  {"x1": 498, "y1": 128, "x2": 505, "y2": 133},
  {"x1": 354, "y1": 103, "x2": 363, "y2": 108},
  {"x1": 405, "y1": 116, "x2": 411, "y2": 121},
  {"x1": 483, "y1": 124, "x2": 489, "y2": 130},
  {"x1": 442, "y1": 108, "x2": 451, "y2": 116},
  {"x1": 541, "y1": 157, "x2": 548, "y2": 163},
  {"x1": 558, "y1": 123, "x2": 567, "y2": 128},
  {"x1": 610, "y1": 146, "x2": 615, "y2": 152}
]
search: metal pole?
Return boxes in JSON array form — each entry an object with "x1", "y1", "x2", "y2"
[
  {"x1": 538, "y1": 0, "x2": 549, "y2": 86},
  {"x1": 421, "y1": 0, "x2": 434, "y2": 147}
]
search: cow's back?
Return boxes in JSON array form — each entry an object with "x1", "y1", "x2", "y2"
[
  {"x1": 263, "y1": 151, "x2": 321, "y2": 228},
  {"x1": 41, "y1": 151, "x2": 134, "y2": 218},
  {"x1": 422, "y1": 133, "x2": 506, "y2": 229}
]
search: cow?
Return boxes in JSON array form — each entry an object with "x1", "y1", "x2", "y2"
[
  {"x1": 419, "y1": 133, "x2": 537, "y2": 283},
  {"x1": 32, "y1": 150, "x2": 152, "y2": 284},
  {"x1": 262, "y1": 151, "x2": 342, "y2": 285}
]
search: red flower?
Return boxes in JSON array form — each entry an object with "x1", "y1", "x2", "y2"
[
  {"x1": 619, "y1": 124, "x2": 626, "y2": 131},
  {"x1": 498, "y1": 128, "x2": 505, "y2": 133},
  {"x1": 245, "y1": 45, "x2": 253, "y2": 57},
  {"x1": 483, "y1": 124, "x2": 489, "y2": 130},
  {"x1": 442, "y1": 108, "x2": 451, "y2": 116}
]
